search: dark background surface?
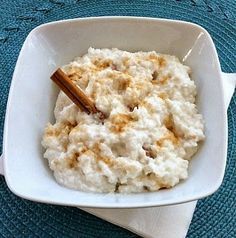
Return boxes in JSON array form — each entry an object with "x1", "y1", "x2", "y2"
[{"x1": 0, "y1": 1, "x2": 235, "y2": 237}]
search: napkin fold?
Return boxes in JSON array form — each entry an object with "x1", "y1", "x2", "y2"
[{"x1": 82, "y1": 201, "x2": 197, "y2": 238}]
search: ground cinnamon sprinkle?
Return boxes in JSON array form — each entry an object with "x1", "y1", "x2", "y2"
[{"x1": 42, "y1": 48, "x2": 204, "y2": 193}]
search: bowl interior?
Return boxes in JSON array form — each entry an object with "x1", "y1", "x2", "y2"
[{"x1": 4, "y1": 17, "x2": 226, "y2": 207}]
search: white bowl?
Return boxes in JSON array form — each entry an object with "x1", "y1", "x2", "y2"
[{"x1": 0, "y1": 17, "x2": 235, "y2": 208}]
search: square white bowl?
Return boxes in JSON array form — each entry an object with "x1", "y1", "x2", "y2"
[{"x1": 1, "y1": 17, "x2": 229, "y2": 208}]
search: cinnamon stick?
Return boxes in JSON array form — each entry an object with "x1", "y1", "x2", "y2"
[{"x1": 50, "y1": 68, "x2": 98, "y2": 114}]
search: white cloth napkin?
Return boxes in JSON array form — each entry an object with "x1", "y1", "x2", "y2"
[
  {"x1": 81, "y1": 201, "x2": 197, "y2": 238},
  {"x1": 80, "y1": 72, "x2": 236, "y2": 238}
]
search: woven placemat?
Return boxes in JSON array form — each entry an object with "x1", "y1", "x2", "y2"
[{"x1": 0, "y1": 1, "x2": 235, "y2": 237}]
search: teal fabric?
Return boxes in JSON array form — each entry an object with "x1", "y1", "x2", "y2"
[{"x1": 0, "y1": 1, "x2": 235, "y2": 237}]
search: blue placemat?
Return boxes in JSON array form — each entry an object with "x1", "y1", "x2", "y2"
[{"x1": 0, "y1": 1, "x2": 235, "y2": 237}]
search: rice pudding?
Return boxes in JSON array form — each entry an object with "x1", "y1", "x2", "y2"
[{"x1": 42, "y1": 48, "x2": 205, "y2": 193}]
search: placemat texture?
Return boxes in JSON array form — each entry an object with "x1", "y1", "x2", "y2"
[{"x1": 0, "y1": 0, "x2": 235, "y2": 237}]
